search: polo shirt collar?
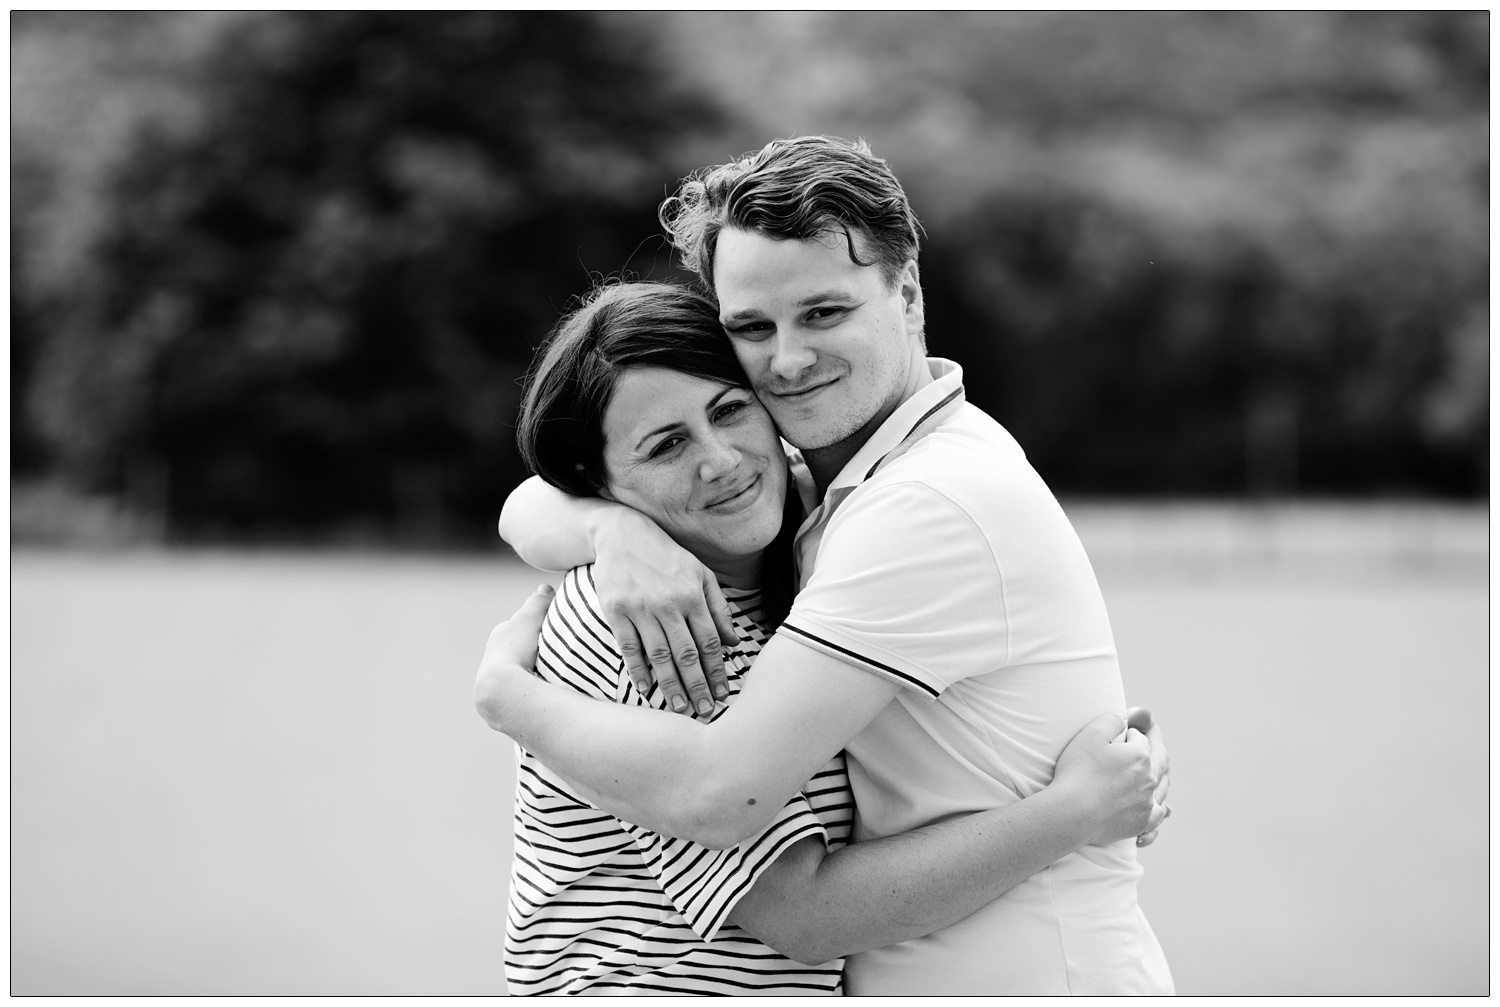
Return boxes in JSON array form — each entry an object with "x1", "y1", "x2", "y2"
[
  {"x1": 785, "y1": 359, "x2": 967, "y2": 512},
  {"x1": 825, "y1": 357, "x2": 966, "y2": 494}
]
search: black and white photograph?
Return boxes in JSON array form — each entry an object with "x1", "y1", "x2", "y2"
[{"x1": 10, "y1": 11, "x2": 1489, "y2": 996}]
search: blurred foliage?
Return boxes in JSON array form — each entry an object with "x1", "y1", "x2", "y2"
[
  {"x1": 668, "y1": 10, "x2": 1489, "y2": 497},
  {"x1": 10, "y1": 12, "x2": 1488, "y2": 546},
  {"x1": 14, "y1": 11, "x2": 715, "y2": 544}
]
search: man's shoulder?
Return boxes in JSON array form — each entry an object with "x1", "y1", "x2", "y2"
[{"x1": 867, "y1": 404, "x2": 1042, "y2": 505}]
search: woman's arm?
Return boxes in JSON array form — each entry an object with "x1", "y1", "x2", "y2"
[
  {"x1": 728, "y1": 713, "x2": 1161, "y2": 965},
  {"x1": 498, "y1": 476, "x2": 736, "y2": 711}
]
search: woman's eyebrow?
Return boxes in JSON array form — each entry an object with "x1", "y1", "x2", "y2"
[
  {"x1": 633, "y1": 419, "x2": 682, "y2": 452},
  {"x1": 707, "y1": 386, "x2": 742, "y2": 409}
]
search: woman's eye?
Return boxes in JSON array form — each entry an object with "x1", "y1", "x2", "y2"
[
  {"x1": 648, "y1": 436, "x2": 684, "y2": 458},
  {"x1": 809, "y1": 306, "x2": 844, "y2": 321},
  {"x1": 714, "y1": 400, "x2": 748, "y2": 422}
]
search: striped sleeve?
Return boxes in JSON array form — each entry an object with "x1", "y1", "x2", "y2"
[
  {"x1": 623, "y1": 792, "x2": 830, "y2": 943},
  {"x1": 530, "y1": 566, "x2": 838, "y2": 944},
  {"x1": 534, "y1": 566, "x2": 626, "y2": 701}
]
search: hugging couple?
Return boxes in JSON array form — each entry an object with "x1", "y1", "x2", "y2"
[{"x1": 475, "y1": 134, "x2": 1175, "y2": 996}]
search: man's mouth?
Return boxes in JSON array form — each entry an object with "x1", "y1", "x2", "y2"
[{"x1": 769, "y1": 377, "x2": 837, "y2": 401}]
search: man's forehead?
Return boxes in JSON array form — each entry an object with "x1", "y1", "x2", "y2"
[{"x1": 713, "y1": 227, "x2": 877, "y2": 306}]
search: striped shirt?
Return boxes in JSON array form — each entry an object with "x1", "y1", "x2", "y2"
[{"x1": 505, "y1": 565, "x2": 854, "y2": 996}]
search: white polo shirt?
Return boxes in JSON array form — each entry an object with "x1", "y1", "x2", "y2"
[{"x1": 779, "y1": 359, "x2": 1174, "y2": 995}]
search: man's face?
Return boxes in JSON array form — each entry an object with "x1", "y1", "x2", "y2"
[{"x1": 712, "y1": 227, "x2": 925, "y2": 456}]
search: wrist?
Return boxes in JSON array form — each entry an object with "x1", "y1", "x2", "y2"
[
  {"x1": 1030, "y1": 776, "x2": 1099, "y2": 853},
  {"x1": 584, "y1": 501, "x2": 652, "y2": 556}
]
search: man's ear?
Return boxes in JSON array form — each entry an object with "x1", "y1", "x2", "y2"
[{"x1": 899, "y1": 260, "x2": 925, "y2": 341}]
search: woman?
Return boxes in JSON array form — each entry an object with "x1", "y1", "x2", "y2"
[{"x1": 485, "y1": 280, "x2": 1163, "y2": 995}]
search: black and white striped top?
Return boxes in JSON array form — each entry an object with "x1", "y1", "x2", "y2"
[{"x1": 505, "y1": 565, "x2": 855, "y2": 996}]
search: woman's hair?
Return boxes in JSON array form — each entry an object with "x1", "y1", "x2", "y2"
[
  {"x1": 517, "y1": 281, "x2": 746, "y2": 498},
  {"x1": 659, "y1": 135, "x2": 923, "y2": 293}
]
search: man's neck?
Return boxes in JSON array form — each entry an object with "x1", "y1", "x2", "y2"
[{"x1": 803, "y1": 356, "x2": 934, "y2": 496}]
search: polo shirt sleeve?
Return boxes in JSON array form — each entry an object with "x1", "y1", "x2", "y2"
[
  {"x1": 621, "y1": 792, "x2": 831, "y2": 943},
  {"x1": 779, "y1": 480, "x2": 1008, "y2": 698}
]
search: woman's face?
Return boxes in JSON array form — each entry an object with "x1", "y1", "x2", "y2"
[{"x1": 600, "y1": 366, "x2": 788, "y2": 585}]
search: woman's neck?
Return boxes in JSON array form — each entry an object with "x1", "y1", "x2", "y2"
[{"x1": 708, "y1": 551, "x2": 763, "y2": 592}]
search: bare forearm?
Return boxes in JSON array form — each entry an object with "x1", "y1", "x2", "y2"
[
  {"x1": 486, "y1": 671, "x2": 771, "y2": 845},
  {"x1": 732, "y1": 786, "x2": 1093, "y2": 964},
  {"x1": 497, "y1": 475, "x2": 610, "y2": 570}
]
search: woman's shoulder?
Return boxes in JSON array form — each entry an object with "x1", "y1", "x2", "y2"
[{"x1": 536, "y1": 564, "x2": 625, "y2": 699}]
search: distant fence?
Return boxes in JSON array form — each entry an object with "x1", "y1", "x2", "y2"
[{"x1": 1064, "y1": 501, "x2": 1488, "y2": 575}]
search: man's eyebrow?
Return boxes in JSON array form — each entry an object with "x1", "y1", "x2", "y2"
[{"x1": 721, "y1": 291, "x2": 856, "y2": 323}]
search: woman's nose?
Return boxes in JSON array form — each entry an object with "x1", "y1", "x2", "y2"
[{"x1": 698, "y1": 437, "x2": 741, "y2": 481}]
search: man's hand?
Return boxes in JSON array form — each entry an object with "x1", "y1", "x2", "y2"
[
  {"x1": 1126, "y1": 706, "x2": 1172, "y2": 848},
  {"x1": 474, "y1": 584, "x2": 555, "y2": 733},
  {"x1": 1049, "y1": 711, "x2": 1167, "y2": 847},
  {"x1": 592, "y1": 512, "x2": 738, "y2": 718}
]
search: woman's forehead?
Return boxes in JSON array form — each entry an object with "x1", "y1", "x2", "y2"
[{"x1": 605, "y1": 368, "x2": 742, "y2": 440}]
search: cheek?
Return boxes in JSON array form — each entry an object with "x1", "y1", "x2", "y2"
[{"x1": 609, "y1": 465, "x2": 693, "y2": 527}]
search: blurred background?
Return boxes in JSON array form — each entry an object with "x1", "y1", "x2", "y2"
[{"x1": 11, "y1": 11, "x2": 1489, "y2": 995}]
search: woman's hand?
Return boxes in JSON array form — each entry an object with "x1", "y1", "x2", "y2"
[
  {"x1": 474, "y1": 584, "x2": 555, "y2": 734},
  {"x1": 1049, "y1": 711, "x2": 1169, "y2": 848},
  {"x1": 1126, "y1": 706, "x2": 1171, "y2": 847},
  {"x1": 591, "y1": 510, "x2": 738, "y2": 718}
]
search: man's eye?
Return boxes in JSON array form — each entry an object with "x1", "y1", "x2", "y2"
[
  {"x1": 726, "y1": 321, "x2": 772, "y2": 341},
  {"x1": 809, "y1": 306, "x2": 845, "y2": 321}
]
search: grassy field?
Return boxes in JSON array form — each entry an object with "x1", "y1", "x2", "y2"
[{"x1": 10, "y1": 505, "x2": 1489, "y2": 995}]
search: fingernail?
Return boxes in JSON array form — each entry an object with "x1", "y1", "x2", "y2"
[
  {"x1": 697, "y1": 699, "x2": 714, "y2": 717},
  {"x1": 670, "y1": 695, "x2": 687, "y2": 712},
  {"x1": 712, "y1": 684, "x2": 728, "y2": 700},
  {"x1": 536, "y1": 584, "x2": 554, "y2": 598}
]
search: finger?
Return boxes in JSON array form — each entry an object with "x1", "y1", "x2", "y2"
[
  {"x1": 485, "y1": 583, "x2": 556, "y2": 652},
  {"x1": 1074, "y1": 710, "x2": 1129, "y2": 746},
  {"x1": 1135, "y1": 803, "x2": 1169, "y2": 847},
  {"x1": 1125, "y1": 706, "x2": 1154, "y2": 734},
  {"x1": 684, "y1": 601, "x2": 730, "y2": 702},
  {"x1": 700, "y1": 578, "x2": 737, "y2": 698},
  {"x1": 607, "y1": 612, "x2": 655, "y2": 697},
  {"x1": 660, "y1": 615, "x2": 716, "y2": 718},
  {"x1": 704, "y1": 576, "x2": 738, "y2": 648},
  {"x1": 639, "y1": 618, "x2": 692, "y2": 715}
]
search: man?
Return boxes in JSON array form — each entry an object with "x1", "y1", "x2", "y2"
[{"x1": 478, "y1": 135, "x2": 1174, "y2": 994}]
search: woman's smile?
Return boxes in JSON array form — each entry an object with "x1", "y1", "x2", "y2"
[{"x1": 703, "y1": 473, "x2": 763, "y2": 513}]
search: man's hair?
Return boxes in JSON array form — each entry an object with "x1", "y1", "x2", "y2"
[
  {"x1": 659, "y1": 135, "x2": 923, "y2": 292},
  {"x1": 516, "y1": 281, "x2": 748, "y2": 498}
]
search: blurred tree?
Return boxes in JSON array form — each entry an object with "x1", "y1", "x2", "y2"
[
  {"x1": 669, "y1": 10, "x2": 1489, "y2": 498},
  {"x1": 21, "y1": 11, "x2": 719, "y2": 543}
]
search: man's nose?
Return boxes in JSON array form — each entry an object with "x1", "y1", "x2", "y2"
[{"x1": 768, "y1": 330, "x2": 816, "y2": 380}]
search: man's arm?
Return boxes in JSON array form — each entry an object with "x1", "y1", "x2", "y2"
[
  {"x1": 477, "y1": 586, "x2": 902, "y2": 847},
  {"x1": 729, "y1": 712, "x2": 1163, "y2": 965},
  {"x1": 498, "y1": 475, "x2": 736, "y2": 713}
]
